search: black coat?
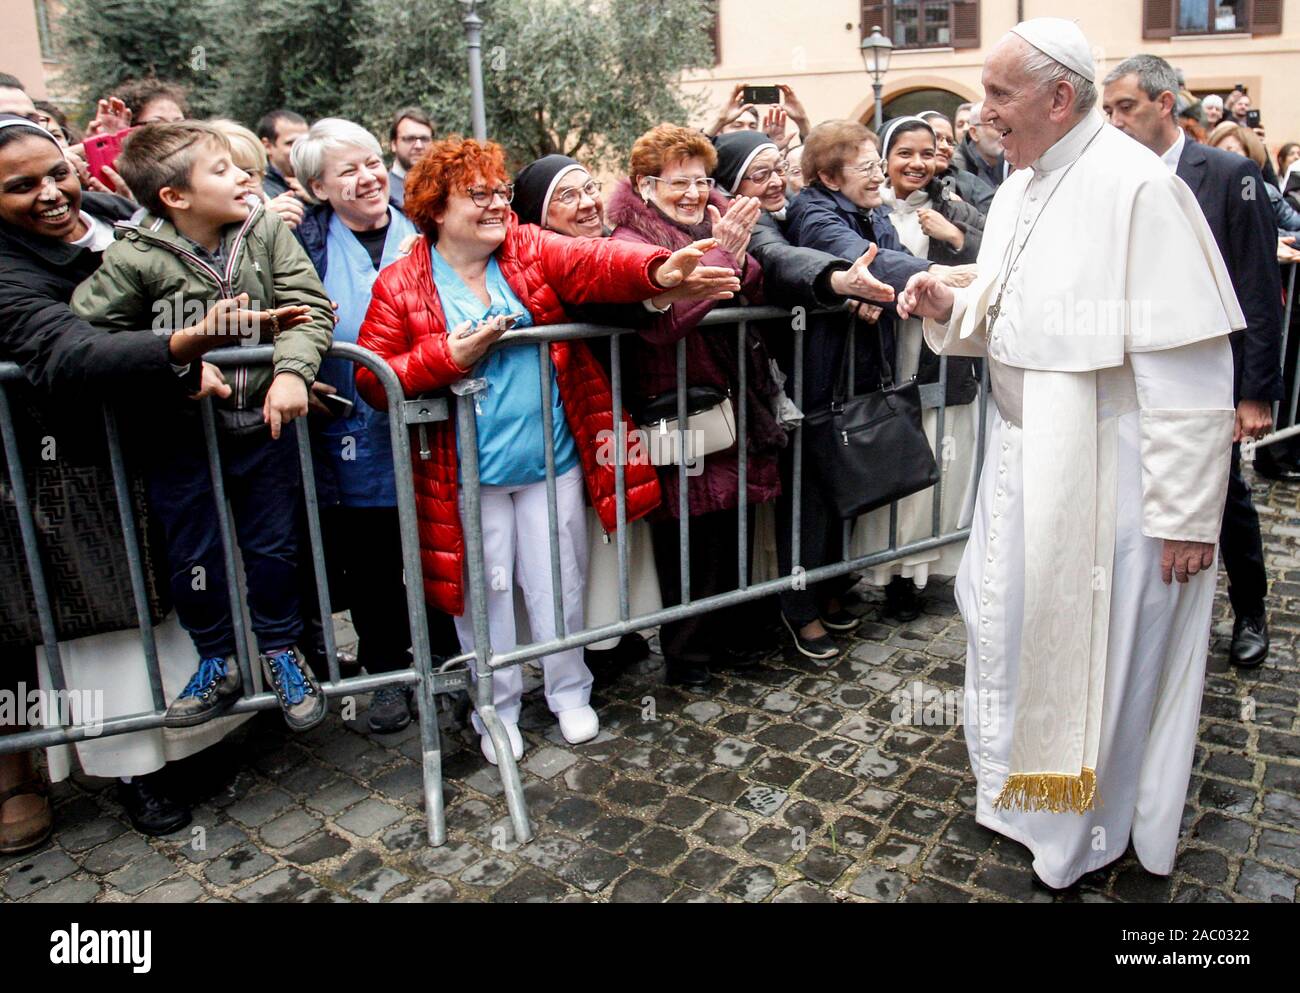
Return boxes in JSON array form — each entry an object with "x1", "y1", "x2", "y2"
[
  {"x1": 0, "y1": 192, "x2": 178, "y2": 649},
  {"x1": 784, "y1": 185, "x2": 934, "y2": 410},
  {"x1": 1176, "y1": 140, "x2": 1284, "y2": 404},
  {"x1": 937, "y1": 165, "x2": 995, "y2": 216}
]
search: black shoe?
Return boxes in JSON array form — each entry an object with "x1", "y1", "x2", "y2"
[
  {"x1": 884, "y1": 577, "x2": 923, "y2": 622},
  {"x1": 117, "y1": 774, "x2": 191, "y2": 837},
  {"x1": 164, "y1": 654, "x2": 241, "y2": 728},
  {"x1": 714, "y1": 644, "x2": 766, "y2": 669},
  {"x1": 781, "y1": 614, "x2": 839, "y2": 660},
  {"x1": 367, "y1": 685, "x2": 413, "y2": 734},
  {"x1": 585, "y1": 632, "x2": 652, "y2": 668},
  {"x1": 1229, "y1": 613, "x2": 1269, "y2": 668},
  {"x1": 665, "y1": 659, "x2": 711, "y2": 687},
  {"x1": 819, "y1": 608, "x2": 861, "y2": 633}
]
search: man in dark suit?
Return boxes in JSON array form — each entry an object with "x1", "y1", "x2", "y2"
[{"x1": 1104, "y1": 55, "x2": 1284, "y2": 668}]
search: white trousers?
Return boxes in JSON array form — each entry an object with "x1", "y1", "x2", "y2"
[{"x1": 455, "y1": 465, "x2": 592, "y2": 727}]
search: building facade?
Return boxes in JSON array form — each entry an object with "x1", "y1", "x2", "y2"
[
  {"x1": 0, "y1": 0, "x2": 65, "y2": 101},
  {"x1": 684, "y1": 0, "x2": 1300, "y2": 163}
]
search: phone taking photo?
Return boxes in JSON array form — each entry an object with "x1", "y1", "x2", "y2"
[{"x1": 743, "y1": 84, "x2": 781, "y2": 106}]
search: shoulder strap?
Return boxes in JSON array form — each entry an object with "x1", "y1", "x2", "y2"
[{"x1": 833, "y1": 312, "x2": 896, "y2": 404}]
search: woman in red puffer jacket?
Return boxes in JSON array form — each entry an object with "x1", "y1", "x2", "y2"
[{"x1": 355, "y1": 136, "x2": 721, "y2": 764}]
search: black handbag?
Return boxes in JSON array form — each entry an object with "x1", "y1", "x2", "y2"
[{"x1": 802, "y1": 324, "x2": 939, "y2": 519}]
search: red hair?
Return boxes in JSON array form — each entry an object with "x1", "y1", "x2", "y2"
[{"x1": 402, "y1": 135, "x2": 510, "y2": 235}]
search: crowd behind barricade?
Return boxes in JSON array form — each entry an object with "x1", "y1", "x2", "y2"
[{"x1": 0, "y1": 62, "x2": 1297, "y2": 859}]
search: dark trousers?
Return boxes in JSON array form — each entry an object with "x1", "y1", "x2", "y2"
[
  {"x1": 650, "y1": 506, "x2": 755, "y2": 665},
  {"x1": 145, "y1": 423, "x2": 304, "y2": 659},
  {"x1": 774, "y1": 443, "x2": 844, "y2": 625},
  {"x1": 316, "y1": 505, "x2": 458, "y2": 673},
  {"x1": 1220, "y1": 442, "x2": 1268, "y2": 618}
]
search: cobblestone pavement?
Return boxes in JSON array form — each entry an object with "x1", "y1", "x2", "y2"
[{"x1": 4, "y1": 468, "x2": 1299, "y2": 904}]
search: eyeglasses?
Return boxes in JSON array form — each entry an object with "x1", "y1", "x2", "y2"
[
  {"x1": 466, "y1": 183, "x2": 515, "y2": 207},
  {"x1": 850, "y1": 160, "x2": 884, "y2": 177},
  {"x1": 647, "y1": 176, "x2": 715, "y2": 196},
  {"x1": 552, "y1": 180, "x2": 603, "y2": 207},
  {"x1": 398, "y1": 135, "x2": 431, "y2": 146},
  {"x1": 743, "y1": 163, "x2": 788, "y2": 186}
]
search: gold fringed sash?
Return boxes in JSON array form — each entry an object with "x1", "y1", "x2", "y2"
[
  {"x1": 998, "y1": 372, "x2": 1114, "y2": 815},
  {"x1": 994, "y1": 768, "x2": 1098, "y2": 814}
]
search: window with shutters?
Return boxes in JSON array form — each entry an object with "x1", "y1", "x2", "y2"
[
  {"x1": 861, "y1": 2, "x2": 980, "y2": 51},
  {"x1": 34, "y1": 0, "x2": 57, "y2": 60},
  {"x1": 1145, "y1": 1, "x2": 1283, "y2": 37},
  {"x1": 707, "y1": 1, "x2": 721, "y2": 66}
]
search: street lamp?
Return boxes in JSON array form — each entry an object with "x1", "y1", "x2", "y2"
[
  {"x1": 459, "y1": 0, "x2": 488, "y2": 141},
  {"x1": 860, "y1": 24, "x2": 893, "y2": 132}
]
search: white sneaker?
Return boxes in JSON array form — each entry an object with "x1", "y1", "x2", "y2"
[
  {"x1": 557, "y1": 705, "x2": 599, "y2": 745},
  {"x1": 479, "y1": 722, "x2": 524, "y2": 766}
]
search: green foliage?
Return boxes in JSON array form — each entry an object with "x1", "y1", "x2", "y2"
[
  {"x1": 213, "y1": 0, "x2": 366, "y2": 128},
  {"x1": 55, "y1": 0, "x2": 228, "y2": 118},
  {"x1": 352, "y1": 0, "x2": 713, "y2": 169},
  {"x1": 54, "y1": 0, "x2": 714, "y2": 169}
]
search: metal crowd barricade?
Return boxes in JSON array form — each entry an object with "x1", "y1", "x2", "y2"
[
  {"x1": 0, "y1": 342, "x2": 465, "y2": 848},
  {"x1": 451, "y1": 305, "x2": 989, "y2": 844},
  {"x1": 2, "y1": 311, "x2": 987, "y2": 850},
  {"x1": 1259, "y1": 261, "x2": 1300, "y2": 450}
]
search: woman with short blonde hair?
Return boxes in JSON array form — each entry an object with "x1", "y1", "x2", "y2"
[{"x1": 209, "y1": 117, "x2": 303, "y2": 229}]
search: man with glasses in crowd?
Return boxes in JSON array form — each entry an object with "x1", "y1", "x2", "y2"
[{"x1": 387, "y1": 107, "x2": 434, "y2": 210}]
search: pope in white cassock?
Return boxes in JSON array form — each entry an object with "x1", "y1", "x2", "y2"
[{"x1": 897, "y1": 19, "x2": 1243, "y2": 889}]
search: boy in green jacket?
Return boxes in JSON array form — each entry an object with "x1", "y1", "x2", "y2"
[{"x1": 71, "y1": 121, "x2": 333, "y2": 732}]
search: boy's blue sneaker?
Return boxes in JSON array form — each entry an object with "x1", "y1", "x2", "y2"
[
  {"x1": 260, "y1": 647, "x2": 326, "y2": 732},
  {"x1": 164, "y1": 655, "x2": 242, "y2": 728}
]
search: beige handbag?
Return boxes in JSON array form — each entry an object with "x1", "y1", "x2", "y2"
[{"x1": 638, "y1": 386, "x2": 737, "y2": 467}]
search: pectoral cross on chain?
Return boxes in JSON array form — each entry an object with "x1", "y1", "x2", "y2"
[{"x1": 986, "y1": 292, "x2": 1004, "y2": 334}]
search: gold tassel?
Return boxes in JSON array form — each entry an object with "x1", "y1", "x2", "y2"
[{"x1": 992, "y1": 768, "x2": 1098, "y2": 814}]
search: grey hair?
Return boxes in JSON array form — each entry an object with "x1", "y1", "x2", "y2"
[
  {"x1": 1103, "y1": 54, "x2": 1180, "y2": 104},
  {"x1": 1018, "y1": 41, "x2": 1097, "y2": 113},
  {"x1": 289, "y1": 117, "x2": 383, "y2": 203}
]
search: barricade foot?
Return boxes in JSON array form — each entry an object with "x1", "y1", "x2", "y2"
[
  {"x1": 414, "y1": 673, "x2": 447, "y2": 847},
  {"x1": 477, "y1": 705, "x2": 533, "y2": 844}
]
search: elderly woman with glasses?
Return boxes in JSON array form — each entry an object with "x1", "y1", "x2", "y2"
[
  {"x1": 355, "y1": 136, "x2": 719, "y2": 763},
  {"x1": 605, "y1": 123, "x2": 794, "y2": 686},
  {"x1": 784, "y1": 120, "x2": 945, "y2": 622},
  {"x1": 513, "y1": 154, "x2": 744, "y2": 676},
  {"x1": 714, "y1": 129, "x2": 930, "y2": 660}
]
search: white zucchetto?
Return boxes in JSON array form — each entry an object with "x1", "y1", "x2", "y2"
[{"x1": 1009, "y1": 17, "x2": 1096, "y2": 83}]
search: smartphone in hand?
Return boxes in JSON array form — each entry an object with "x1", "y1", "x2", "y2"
[
  {"x1": 320, "y1": 392, "x2": 355, "y2": 418},
  {"x1": 456, "y1": 312, "x2": 525, "y2": 338},
  {"x1": 743, "y1": 84, "x2": 781, "y2": 106},
  {"x1": 84, "y1": 127, "x2": 135, "y2": 185}
]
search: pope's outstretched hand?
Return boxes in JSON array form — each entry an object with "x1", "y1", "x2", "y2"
[{"x1": 896, "y1": 270, "x2": 955, "y2": 322}]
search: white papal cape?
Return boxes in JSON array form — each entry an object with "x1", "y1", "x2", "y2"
[{"x1": 924, "y1": 110, "x2": 1242, "y2": 888}]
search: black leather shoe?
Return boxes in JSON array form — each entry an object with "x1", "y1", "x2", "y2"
[
  {"x1": 665, "y1": 659, "x2": 711, "y2": 687},
  {"x1": 781, "y1": 614, "x2": 840, "y2": 660},
  {"x1": 1229, "y1": 613, "x2": 1269, "y2": 668},
  {"x1": 585, "y1": 632, "x2": 651, "y2": 668},
  {"x1": 118, "y1": 774, "x2": 191, "y2": 837},
  {"x1": 884, "y1": 577, "x2": 923, "y2": 622}
]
